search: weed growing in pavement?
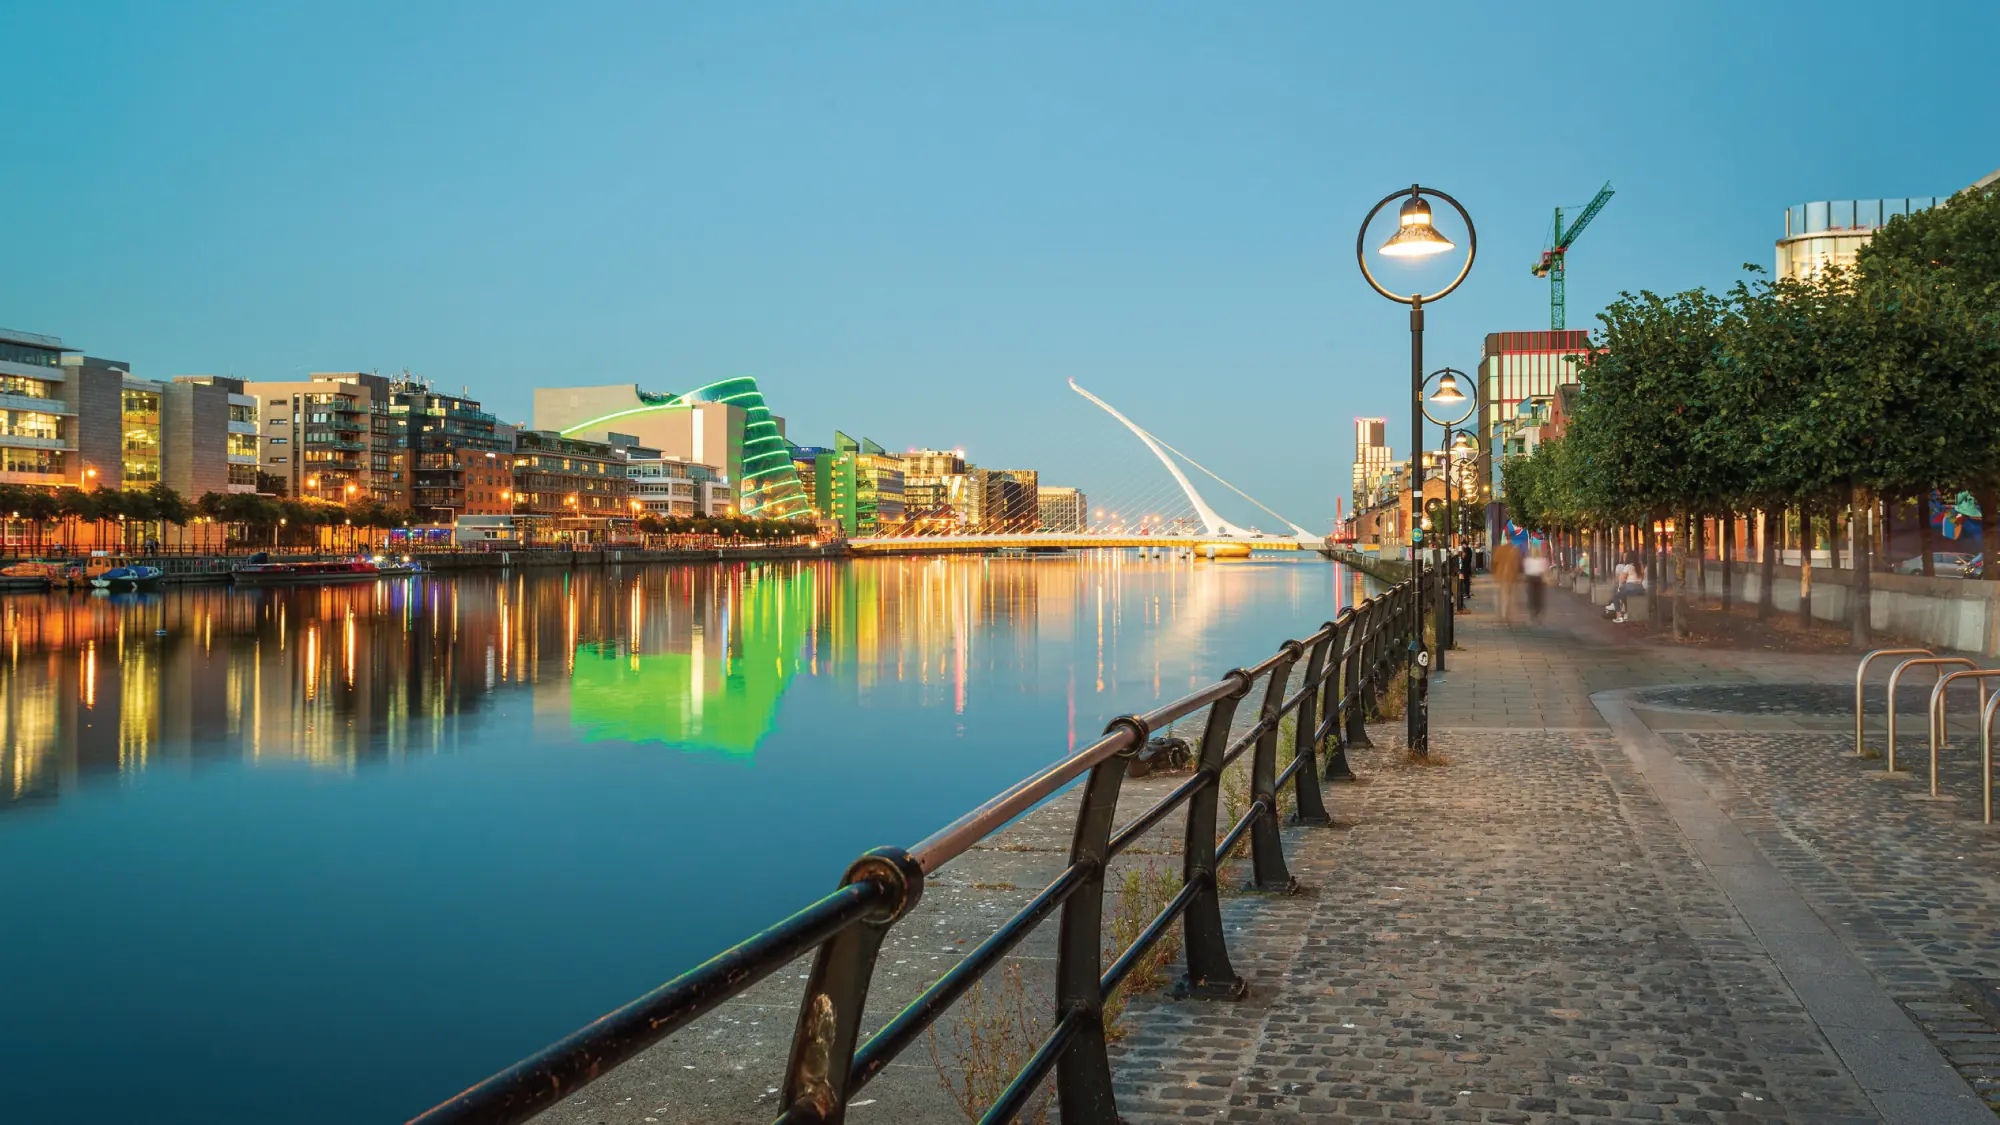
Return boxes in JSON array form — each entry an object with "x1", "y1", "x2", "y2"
[
  {"x1": 1101, "y1": 859, "x2": 1185, "y2": 1041},
  {"x1": 928, "y1": 962, "x2": 1052, "y2": 1125}
]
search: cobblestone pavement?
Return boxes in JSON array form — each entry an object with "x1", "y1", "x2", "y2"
[{"x1": 1111, "y1": 578, "x2": 1998, "y2": 1124}]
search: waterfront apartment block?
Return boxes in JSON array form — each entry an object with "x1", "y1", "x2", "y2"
[
  {"x1": 1036, "y1": 486, "x2": 1087, "y2": 533},
  {"x1": 391, "y1": 374, "x2": 507, "y2": 522},
  {"x1": 166, "y1": 376, "x2": 259, "y2": 496},
  {"x1": 245, "y1": 372, "x2": 405, "y2": 505},
  {"x1": 626, "y1": 453, "x2": 732, "y2": 517},
  {"x1": 509, "y1": 429, "x2": 633, "y2": 520}
]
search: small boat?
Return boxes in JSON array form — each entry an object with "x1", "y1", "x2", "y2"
[
  {"x1": 232, "y1": 560, "x2": 383, "y2": 586},
  {"x1": 371, "y1": 556, "x2": 427, "y2": 577},
  {"x1": 90, "y1": 565, "x2": 165, "y2": 591}
]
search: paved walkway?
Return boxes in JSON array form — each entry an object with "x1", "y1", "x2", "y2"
[{"x1": 1114, "y1": 578, "x2": 2000, "y2": 1124}]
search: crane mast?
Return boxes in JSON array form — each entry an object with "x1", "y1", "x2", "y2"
[{"x1": 1530, "y1": 182, "x2": 1615, "y2": 330}]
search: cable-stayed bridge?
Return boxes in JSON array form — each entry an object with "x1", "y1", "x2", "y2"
[{"x1": 849, "y1": 380, "x2": 1324, "y2": 557}]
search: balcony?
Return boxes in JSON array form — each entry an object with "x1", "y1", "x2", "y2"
[
  {"x1": 228, "y1": 420, "x2": 258, "y2": 435},
  {"x1": 0, "y1": 392, "x2": 74, "y2": 415},
  {"x1": 0, "y1": 434, "x2": 74, "y2": 451}
]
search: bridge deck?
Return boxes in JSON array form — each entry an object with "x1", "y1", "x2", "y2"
[{"x1": 846, "y1": 534, "x2": 1308, "y2": 554}]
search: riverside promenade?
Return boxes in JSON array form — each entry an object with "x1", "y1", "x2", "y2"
[
  {"x1": 536, "y1": 576, "x2": 2000, "y2": 1125},
  {"x1": 1111, "y1": 579, "x2": 2000, "y2": 1124}
]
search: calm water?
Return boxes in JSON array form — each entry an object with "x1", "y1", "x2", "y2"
[{"x1": 0, "y1": 553, "x2": 1361, "y2": 1125}]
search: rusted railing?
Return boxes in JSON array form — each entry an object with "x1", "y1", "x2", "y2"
[{"x1": 408, "y1": 563, "x2": 1452, "y2": 1125}]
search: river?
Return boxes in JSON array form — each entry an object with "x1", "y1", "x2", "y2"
[{"x1": 0, "y1": 552, "x2": 1363, "y2": 1125}]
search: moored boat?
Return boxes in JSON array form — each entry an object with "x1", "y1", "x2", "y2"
[
  {"x1": 89, "y1": 565, "x2": 165, "y2": 591},
  {"x1": 232, "y1": 560, "x2": 383, "y2": 586}
]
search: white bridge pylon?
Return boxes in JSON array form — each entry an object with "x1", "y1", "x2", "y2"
[{"x1": 1068, "y1": 378, "x2": 1321, "y2": 548}]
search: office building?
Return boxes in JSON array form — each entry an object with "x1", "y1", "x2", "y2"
[
  {"x1": 1776, "y1": 196, "x2": 1943, "y2": 281},
  {"x1": 1351, "y1": 417, "x2": 1392, "y2": 510},
  {"x1": 628, "y1": 455, "x2": 732, "y2": 517},
  {"x1": 166, "y1": 376, "x2": 260, "y2": 496},
  {"x1": 905, "y1": 449, "x2": 965, "y2": 477},
  {"x1": 1037, "y1": 486, "x2": 1088, "y2": 533},
  {"x1": 533, "y1": 378, "x2": 809, "y2": 518},
  {"x1": 812, "y1": 432, "x2": 904, "y2": 536},
  {"x1": 0, "y1": 329, "x2": 77, "y2": 487},
  {"x1": 987, "y1": 470, "x2": 1039, "y2": 531}
]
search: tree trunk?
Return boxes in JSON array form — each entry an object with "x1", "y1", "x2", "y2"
[
  {"x1": 1919, "y1": 490, "x2": 1936, "y2": 577},
  {"x1": 1673, "y1": 513, "x2": 1689, "y2": 640},
  {"x1": 1879, "y1": 497, "x2": 1893, "y2": 572},
  {"x1": 1798, "y1": 502, "x2": 1815, "y2": 629},
  {"x1": 1721, "y1": 510, "x2": 1734, "y2": 610},
  {"x1": 1694, "y1": 516, "x2": 1708, "y2": 607},
  {"x1": 1852, "y1": 486, "x2": 1873, "y2": 648},
  {"x1": 1644, "y1": 518, "x2": 1662, "y2": 626},
  {"x1": 1758, "y1": 507, "x2": 1777, "y2": 620}
]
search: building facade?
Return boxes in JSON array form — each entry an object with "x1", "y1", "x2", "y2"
[
  {"x1": 391, "y1": 375, "x2": 506, "y2": 522},
  {"x1": 247, "y1": 373, "x2": 404, "y2": 505},
  {"x1": 510, "y1": 430, "x2": 633, "y2": 518},
  {"x1": 0, "y1": 329, "x2": 76, "y2": 487},
  {"x1": 1351, "y1": 417, "x2": 1392, "y2": 510},
  {"x1": 1775, "y1": 197, "x2": 1942, "y2": 281},
  {"x1": 1037, "y1": 486, "x2": 1088, "y2": 533}
]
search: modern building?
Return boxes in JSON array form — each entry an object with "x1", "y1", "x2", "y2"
[
  {"x1": 509, "y1": 429, "x2": 633, "y2": 519},
  {"x1": 165, "y1": 376, "x2": 259, "y2": 496},
  {"x1": 246, "y1": 372, "x2": 403, "y2": 505},
  {"x1": 1476, "y1": 330, "x2": 1592, "y2": 532},
  {"x1": 1037, "y1": 486, "x2": 1088, "y2": 533},
  {"x1": 0, "y1": 329, "x2": 77, "y2": 487},
  {"x1": 986, "y1": 470, "x2": 1039, "y2": 532},
  {"x1": 811, "y1": 432, "x2": 904, "y2": 536},
  {"x1": 1775, "y1": 196, "x2": 1943, "y2": 281},
  {"x1": 391, "y1": 374, "x2": 507, "y2": 522},
  {"x1": 905, "y1": 449, "x2": 966, "y2": 477},
  {"x1": 533, "y1": 378, "x2": 809, "y2": 518},
  {"x1": 628, "y1": 456, "x2": 732, "y2": 517},
  {"x1": 1351, "y1": 417, "x2": 1392, "y2": 510}
]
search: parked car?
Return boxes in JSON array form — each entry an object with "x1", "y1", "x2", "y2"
[{"x1": 1892, "y1": 551, "x2": 1980, "y2": 577}]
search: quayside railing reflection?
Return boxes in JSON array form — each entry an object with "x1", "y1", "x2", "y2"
[{"x1": 408, "y1": 567, "x2": 1449, "y2": 1125}]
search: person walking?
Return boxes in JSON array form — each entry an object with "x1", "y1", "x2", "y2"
[
  {"x1": 1523, "y1": 545, "x2": 1548, "y2": 622},
  {"x1": 1493, "y1": 540, "x2": 1522, "y2": 621},
  {"x1": 1609, "y1": 553, "x2": 1645, "y2": 624}
]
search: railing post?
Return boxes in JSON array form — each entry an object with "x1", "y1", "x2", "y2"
[
  {"x1": 1054, "y1": 714, "x2": 1143, "y2": 1124},
  {"x1": 1291, "y1": 629, "x2": 1334, "y2": 826},
  {"x1": 781, "y1": 847, "x2": 924, "y2": 1124},
  {"x1": 1326, "y1": 611, "x2": 1363, "y2": 778},
  {"x1": 1249, "y1": 644, "x2": 1302, "y2": 890},
  {"x1": 1175, "y1": 672, "x2": 1251, "y2": 1000},
  {"x1": 1343, "y1": 604, "x2": 1373, "y2": 752},
  {"x1": 1432, "y1": 559, "x2": 1449, "y2": 673}
]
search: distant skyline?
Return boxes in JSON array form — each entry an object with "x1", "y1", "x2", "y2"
[{"x1": 5, "y1": 1, "x2": 1995, "y2": 523}]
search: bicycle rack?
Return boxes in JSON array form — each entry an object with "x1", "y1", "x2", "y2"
[
  {"x1": 1855, "y1": 648, "x2": 1932, "y2": 757},
  {"x1": 1979, "y1": 692, "x2": 2000, "y2": 825},
  {"x1": 1884, "y1": 657, "x2": 1977, "y2": 773},
  {"x1": 1929, "y1": 669, "x2": 2000, "y2": 797}
]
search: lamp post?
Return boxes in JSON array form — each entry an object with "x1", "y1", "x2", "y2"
[
  {"x1": 1422, "y1": 367, "x2": 1479, "y2": 611},
  {"x1": 1357, "y1": 185, "x2": 1476, "y2": 759}
]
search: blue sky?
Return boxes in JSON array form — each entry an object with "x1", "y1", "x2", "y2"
[{"x1": 5, "y1": 1, "x2": 1994, "y2": 526}]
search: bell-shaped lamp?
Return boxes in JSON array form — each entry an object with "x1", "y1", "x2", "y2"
[
  {"x1": 1429, "y1": 369, "x2": 1467, "y2": 405},
  {"x1": 1379, "y1": 193, "x2": 1456, "y2": 258}
]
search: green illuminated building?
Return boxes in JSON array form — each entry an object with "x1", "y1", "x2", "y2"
[
  {"x1": 532, "y1": 377, "x2": 810, "y2": 518},
  {"x1": 813, "y1": 432, "x2": 904, "y2": 536}
]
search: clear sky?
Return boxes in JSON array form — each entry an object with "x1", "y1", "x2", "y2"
[{"x1": 6, "y1": 1, "x2": 1994, "y2": 526}]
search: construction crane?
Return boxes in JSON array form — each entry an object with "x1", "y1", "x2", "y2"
[{"x1": 1530, "y1": 181, "x2": 1615, "y2": 330}]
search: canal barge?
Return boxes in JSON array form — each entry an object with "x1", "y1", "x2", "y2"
[{"x1": 231, "y1": 560, "x2": 383, "y2": 586}]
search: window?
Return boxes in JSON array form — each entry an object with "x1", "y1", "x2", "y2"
[
  {"x1": 0, "y1": 341, "x2": 62, "y2": 368},
  {"x1": 269, "y1": 437, "x2": 287, "y2": 445}
]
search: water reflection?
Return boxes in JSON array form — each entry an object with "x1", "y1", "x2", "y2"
[{"x1": 2, "y1": 555, "x2": 1367, "y2": 811}]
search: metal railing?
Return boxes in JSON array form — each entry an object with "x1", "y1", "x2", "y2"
[
  {"x1": 1978, "y1": 694, "x2": 2000, "y2": 825},
  {"x1": 407, "y1": 567, "x2": 1446, "y2": 1125}
]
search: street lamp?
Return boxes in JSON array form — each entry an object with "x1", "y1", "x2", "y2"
[
  {"x1": 1358, "y1": 184, "x2": 1476, "y2": 759},
  {"x1": 1422, "y1": 367, "x2": 1480, "y2": 611}
]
